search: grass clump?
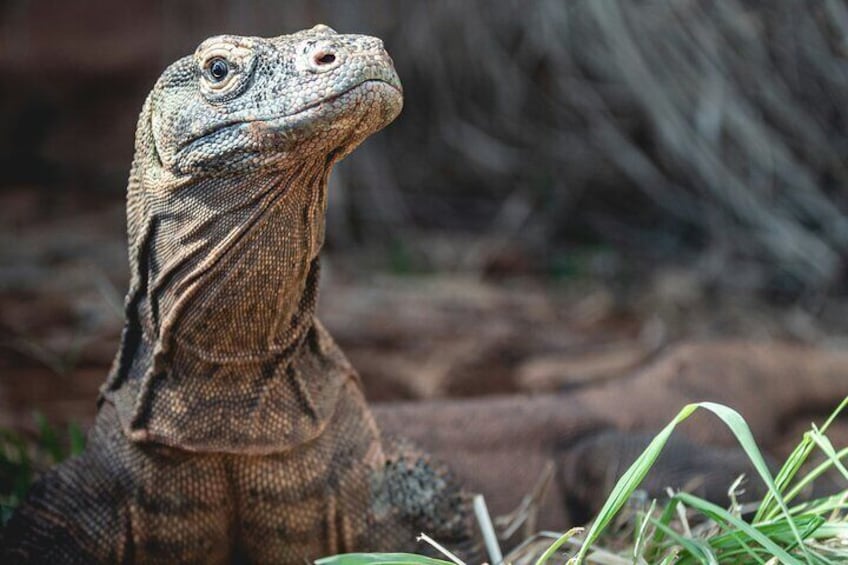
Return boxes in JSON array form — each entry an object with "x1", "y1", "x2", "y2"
[
  {"x1": 2, "y1": 400, "x2": 845, "y2": 563},
  {"x1": 321, "y1": 397, "x2": 848, "y2": 564},
  {"x1": 0, "y1": 413, "x2": 85, "y2": 526}
]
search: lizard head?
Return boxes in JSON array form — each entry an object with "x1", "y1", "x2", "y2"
[
  {"x1": 123, "y1": 25, "x2": 404, "y2": 363},
  {"x1": 108, "y1": 27, "x2": 402, "y2": 446},
  {"x1": 145, "y1": 24, "x2": 403, "y2": 176}
]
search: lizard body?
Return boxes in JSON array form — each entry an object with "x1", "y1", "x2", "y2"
[
  {"x1": 4, "y1": 26, "x2": 477, "y2": 563},
  {"x1": 4, "y1": 24, "x2": 846, "y2": 564}
]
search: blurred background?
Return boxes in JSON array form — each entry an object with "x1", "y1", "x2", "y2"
[{"x1": 2, "y1": 0, "x2": 848, "y2": 433}]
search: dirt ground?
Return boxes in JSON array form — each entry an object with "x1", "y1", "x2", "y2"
[{"x1": 2, "y1": 187, "x2": 847, "y2": 447}]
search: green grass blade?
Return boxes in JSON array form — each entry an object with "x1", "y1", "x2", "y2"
[
  {"x1": 650, "y1": 518, "x2": 718, "y2": 565},
  {"x1": 0, "y1": 429, "x2": 33, "y2": 526},
  {"x1": 33, "y1": 411, "x2": 63, "y2": 463},
  {"x1": 783, "y1": 447, "x2": 848, "y2": 506},
  {"x1": 632, "y1": 498, "x2": 656, "y2": 561},
  {"x1": 817, "y1": 396, "x2": 848, "y2": 434},
  {"x1": 645, "y1": 497, "x2": 692, "y2": 561},
  {"x1": 696, "y1": 402, "x2": 810, "y2": 562},
  {"x1": 808, "y1": 428, "x2": 848, "y2": 483},
  {"x1": 675, "y1": 492, "x2": 801, "y2": 564},
  {"x1": 68, "y1": 422, "x2": 86, "y2": 456},
  {"x1": 533, "y1": 527, "x2": 581, "y2": 565},
  {"x1": 757, "y1": 433, "x2": 815, "y2": 523},
  {"x1": 569, "y1": 401, "x2": 809, "y2": 564},
  {"x1": 757, "y1": 396, "x2": 848, "y2": 523},
  {"x1": 567, "y1": 402, "x2": 699, "y2": 563}
]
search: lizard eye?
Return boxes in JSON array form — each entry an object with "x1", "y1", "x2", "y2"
[
  {"x1": 208, "y1": 57, "x2": 230, "y2": 82},
  {"x1": 195, "y1": 38, "x2": 256, "y2": 102}
]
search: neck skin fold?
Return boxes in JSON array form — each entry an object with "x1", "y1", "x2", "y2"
[
  {"x1": 101, "y1": 156, "x2": 352, "y2": 453},
  {"x1": 150, "y1": 160, "x2": 330, "y2": 363}
]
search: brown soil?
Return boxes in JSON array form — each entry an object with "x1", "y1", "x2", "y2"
[{"x1": 1, "y1": 188, "x2": 847, "y2": 447}]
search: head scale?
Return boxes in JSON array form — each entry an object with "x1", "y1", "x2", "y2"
[{"x1": 145, "y1": 24, "x2": 403, "y2": 176}]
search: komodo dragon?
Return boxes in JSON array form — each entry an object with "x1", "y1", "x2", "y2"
[{"x1": 4, "y1": 25, "x2": 845, "y2": 563}]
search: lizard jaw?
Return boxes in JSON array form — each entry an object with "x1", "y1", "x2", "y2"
[{"x1": 172, "y1": 79, "x2": 402, "y2": 175}]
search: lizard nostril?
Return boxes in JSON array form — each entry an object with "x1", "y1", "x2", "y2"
[{"x1": 314, "y1": 52, "x2": 336, "y2": 65}]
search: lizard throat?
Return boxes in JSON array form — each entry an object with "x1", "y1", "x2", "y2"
[
  {"x1": 151, "y1": 161, "x2": 330, "y2": 363},
  {"x1": 103, "y1": 159, "x2": 352, "y2": 452}
]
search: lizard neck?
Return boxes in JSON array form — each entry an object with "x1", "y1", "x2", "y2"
[
  {"x1": 146, "y1": 162, "x2": 331, "y2": 363},
  {"x1": 102, "y1": 157, "x2": 358, "y2": 453}
]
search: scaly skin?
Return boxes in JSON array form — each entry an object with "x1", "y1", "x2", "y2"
[
  {"x1": 4, "y1": 25, "x2": 478, "y2": 563},
  {"x1": 6, "y1": 23, "x2": 847, "y2": 564}
]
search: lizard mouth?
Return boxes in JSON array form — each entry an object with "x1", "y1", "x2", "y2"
[
  {"x1": 267, "y1": 78, "x2": 402, "y2": 126},
  {"x1": 307, "y1": 78, "x2": 403, "y2": 112},
  {"x1": 174, "y1": 78, "x2": 402, "y2": 171},
  {"x1": 276, "y1": 78, "x2": 403, "y2": 134}
]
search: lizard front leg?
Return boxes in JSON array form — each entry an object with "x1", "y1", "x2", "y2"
[
  {"x1": 232, "y1": 379, "x2": 480, "y2": 563},
  {"x1": 4, "y1": 402, "x2": 234, "y2": 564}
]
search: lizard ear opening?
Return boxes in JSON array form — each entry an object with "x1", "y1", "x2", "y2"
[
  {"x1": 146, "y1": 104, "x2": 165, "y2": 171},
  {"x1": 132, "y1": 93, "x2": 164, "y2": 175}
]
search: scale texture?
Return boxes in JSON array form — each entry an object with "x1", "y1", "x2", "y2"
[
  {"x1": 3, "y1": 25, "x2": 478, "y2": 563},
  {"x1": 7, "y1": 23, "x2": 842, "y2": 565}
]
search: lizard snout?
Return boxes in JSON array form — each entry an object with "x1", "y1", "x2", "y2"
[{"x1": 296, "y1": 34, "x2": 402, "y2": 94}]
